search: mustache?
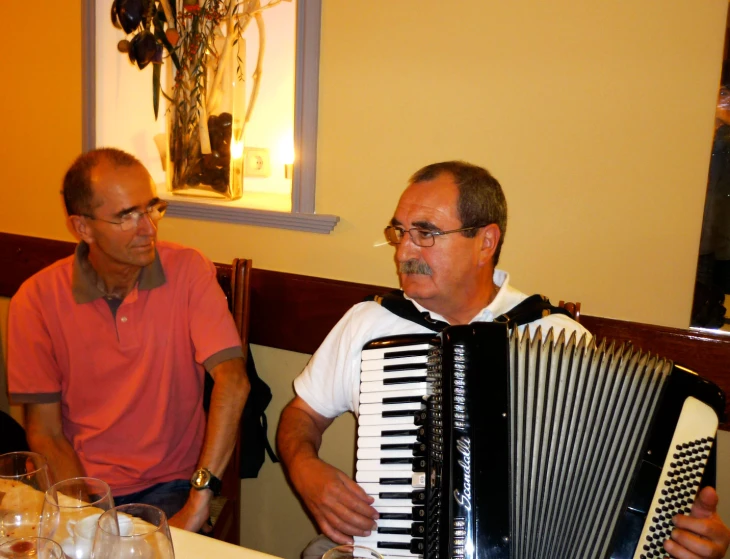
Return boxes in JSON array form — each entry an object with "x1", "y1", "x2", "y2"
[{"x1": 399, "y1": 259, "x2": 433, "y2": 275}]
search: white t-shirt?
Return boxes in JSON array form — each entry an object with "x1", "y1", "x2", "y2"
[{"x1": 293, "y1": 270, "x2": 589, "y2": 419}]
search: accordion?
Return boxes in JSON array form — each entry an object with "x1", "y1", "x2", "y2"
[{"x1": 353, "y1": 322, "x2": 725, "y2": 559}]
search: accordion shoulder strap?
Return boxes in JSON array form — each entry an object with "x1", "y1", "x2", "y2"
[{"x1": 365, "y1": 290, "x2": 573, "y2": 331}]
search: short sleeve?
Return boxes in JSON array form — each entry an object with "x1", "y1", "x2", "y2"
[
  {"x1": 294, "y1": 306, "x2": 363, "y2": 419},
  {"x1": 8, "y1": 283, "x2": 63, "y2": 403},
  {"x1": 185, "y1": 252, "x2": 243, "y2": 365}
]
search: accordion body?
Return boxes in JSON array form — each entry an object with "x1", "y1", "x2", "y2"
[{"x1": 353, "y1": 322, "x2": 725, "y2": 559}]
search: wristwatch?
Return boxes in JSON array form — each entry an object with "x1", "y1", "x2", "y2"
[{"x1": 190, "y1": 467, "x2": 222, "y2": 496}]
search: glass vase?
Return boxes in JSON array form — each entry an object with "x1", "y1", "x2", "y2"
[{"x1": 166, "y1": 18, "x2": 246, "y2": 200}]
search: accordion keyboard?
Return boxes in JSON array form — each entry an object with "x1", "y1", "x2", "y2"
[{"x1": 354, "y1": 337, "x2": 435, "y2": 557}]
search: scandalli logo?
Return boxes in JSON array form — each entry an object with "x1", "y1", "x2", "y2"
[{"x1": 453, "y1": 436, "x2": 472, "y2": 511}]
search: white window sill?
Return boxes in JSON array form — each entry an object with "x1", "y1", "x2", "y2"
[{"x1": 159, "y1": 191, "x2": 339, "y2": 233}]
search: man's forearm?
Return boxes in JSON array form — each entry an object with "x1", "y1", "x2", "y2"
[
  {"x1": 27, "y1": 432, "x2": 86, "y2": 483},
  {"x1": 277, "y1": 403, "x2": 327, "y2": 472},
  {"x1": 197, "y1": 357, "x2": 249, "y2": 477}
]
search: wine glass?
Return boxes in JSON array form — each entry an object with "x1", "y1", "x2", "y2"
[
  {"x1": 92, "y1": 504, "x2": 174, "y2": 559},
  {"x1": 322, "y1": 545, "x2": 383, "y2": 559},
  {"x1": 0, "y1": 537, "x2": 64, "y2": 558},
  {"x1": 39, "y1": 478, "x2": 114, "y2": 559},
  {"x1": 0, "y1": 452, "x2": 52, "y2": 542}
]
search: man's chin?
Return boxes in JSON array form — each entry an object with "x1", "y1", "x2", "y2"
[{"x1": 400, "y1": 274, "x2": 435, "y2": 299}]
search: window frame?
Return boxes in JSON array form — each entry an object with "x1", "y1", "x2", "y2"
[{"x1": 81, "y1": 0, "x2": 339, "y2": 234}]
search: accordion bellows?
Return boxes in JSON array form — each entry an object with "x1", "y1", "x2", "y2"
[{"x1": 354, "y1": 323, "x2": 725, "y2": 559}]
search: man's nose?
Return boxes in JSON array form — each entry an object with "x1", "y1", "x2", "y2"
[
  {"x1": 396, "y1": 233, "x2": 419, "y2": 261},
  {"x1": 136, "y1": 212, "x2": 157, "y2": 235}
]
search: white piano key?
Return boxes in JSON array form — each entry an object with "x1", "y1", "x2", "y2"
[
  {"x1": 360, "y1": 388, "x2": 427, "y2": 404},
  {"x1": 359, "y1": 483, "x2": 414, "y2": 495},
  {"x1": 358, "y1": 425, "x2": 421, "y2": 437},
  {"x1": 360, "y1": 381, "x2": 428, "y2": 394},
  {"x1": 411, "y1": 473, "x2": 425, "y2": 488},
  {"x1": 356, "y1": 460, "x2": 416, "y2": 471},
  {"x1": 358, "y1": 436, "x2": 418, "y2": 448},
  {"x1": 358, "y1": 414, "x2": 418, "y2": 426},
  {"x1": 375, "y1": 519, "x2": 416, "y2": 529},
  {"x1": 361, "y1": 344, "x2": 431, "y2": 361},
  {"x1": 353, "y1": 533, "x2": 414, "y2": 544},
  {"x1": 355, "y1": 470, "x2": 414, "y2": 482},
  {"x1": 371, "y1": 497, "x2": 420, "y2": 508},
  {"x1": 361, "y1": 356, "x2": 428, "y2": 371},
  {"x1": 360, "y1": 369, "x2": 427, "y2": 382},
  {"x1": 358, "y1": 448, "x2": 416, "y2": 460},
  {"x1": 359, "y1": 402, "x2": 423, "y2": 415}
]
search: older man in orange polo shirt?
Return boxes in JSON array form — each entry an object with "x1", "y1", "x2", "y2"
[{"x1": 7, "y1": 148, "x2": 249, "y2": 533}]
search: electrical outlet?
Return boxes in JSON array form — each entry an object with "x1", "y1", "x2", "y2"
[{"x1": 244, "y1": 148, "x2": 271, "y2": 177}]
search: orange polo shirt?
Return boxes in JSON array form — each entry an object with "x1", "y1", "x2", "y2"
[{"x1": 8, "y1": 241, "x2": 243, "y2": 495}]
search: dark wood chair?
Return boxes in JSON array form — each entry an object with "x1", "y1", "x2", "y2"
[
  {"x1": 211, "y1": 258, "x2": 252, "y2": 545},
  {"x1": 558, "y1": 300, "x2": 581, "y2": 323}
]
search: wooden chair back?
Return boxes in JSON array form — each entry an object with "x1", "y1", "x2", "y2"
[{"x1": 212, "y1": 258, "x2": 252, "y2": 545}]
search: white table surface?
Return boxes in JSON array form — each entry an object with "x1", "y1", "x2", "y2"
[{"x1": 170, "y1": 527, "x2": 282, "y2": 559}]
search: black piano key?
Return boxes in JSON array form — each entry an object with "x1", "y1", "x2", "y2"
[
  {"x1": 381, "y1": 458, "x2": 413, "y2": 465},
  {"x1": 383, "y1": 377, "x2": 426, "y2": 385},
  {"x1": 382, "y1": 349, "x2": 430, "y2": 359},
  {"x1": 383, "y1": 363, "x2": 427, "y2": 372},
  {"x1": 380, "y1": 477, "x2": 412, "y2": 485},
  {"x1": 412, "y1": 506, "x2": 425, "y2": 519},
  {"x1": 381, "y1": 428, "x2": 420, "y2": 437},
  {"x1": 377, "y1": 523, "x2": 425, "y2": 537},
  {"x1": 378, "y1": 490, "x2": 425, "y2": 504},
  {"x1": 383, "y1": 395, "x2": 425, "y2": 404},
  {"x1": 382, "y1": 444, "x2": 415, "y2": 450},
  {"x1": 376, "y1": 540, "x2": 424, "y2": 554},
  {"x1": 383, "y1": 409, "x2": 423, "y2": 418}
]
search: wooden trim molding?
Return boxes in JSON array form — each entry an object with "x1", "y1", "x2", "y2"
[{"x1": 1, "y1": 232, "x2": 728, "y2": 428}]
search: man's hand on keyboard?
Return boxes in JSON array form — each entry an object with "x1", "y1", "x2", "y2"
[
  {"x1": 291, "y1": 456, "x2": 379, "y2": 545},
  {"x1": 663, "y1": 487, "x2": 730, "y2": 559}
]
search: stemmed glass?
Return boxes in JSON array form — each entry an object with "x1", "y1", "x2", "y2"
[
  {"x1": 39, "y1": 478, "x2": 114, "y2": 559},
  {"x1": 0, "y1": 537, "x2": 64, "y2": 558},
  {"x1": 0, "y1": 452, "x2": 52, "y2": 542},
  {"x1": 92, "y1": 504, "x2": 175, "y2": 559}
]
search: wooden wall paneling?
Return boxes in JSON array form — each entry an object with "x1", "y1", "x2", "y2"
[{"x1": 1, "y1": 232, "x2": 727, "y2": 429}]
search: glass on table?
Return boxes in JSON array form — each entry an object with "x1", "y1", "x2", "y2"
[
  {"x1": 0, "y1": 452, "x2": 52, "y2": 542},
  {"x1": 322, "y1": 545, "x2": 383, "y2": 559},
  {"x1": 92, "y1": 504, "x2": 174, "y2": 559},
  {"x1": 0, "y1": 537, "x2": 64, "y2": 558},
  {"x1": 39, "y1": 477, "x2": 114, "y2": 559}
]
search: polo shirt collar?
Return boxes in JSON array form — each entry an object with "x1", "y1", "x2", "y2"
[
  {"x1": 405, "y1": 269, "x2": 512, "y2": 325},
  {"x1": 71, "y1": 242, "x2": 166, "y2": 304}
]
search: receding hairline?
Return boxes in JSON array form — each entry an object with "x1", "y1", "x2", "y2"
[{"x1": 87, "y1": 157, "x2": 152, "y2": 204}]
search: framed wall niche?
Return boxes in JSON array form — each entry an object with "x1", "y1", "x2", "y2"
[{"x1": 82, "y1": 0, "x2": 338, "y2": 233}]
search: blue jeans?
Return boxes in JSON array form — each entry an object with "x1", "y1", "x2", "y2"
[{"x1": 114, "y1": 479, "x2": 190, "y2": 521}]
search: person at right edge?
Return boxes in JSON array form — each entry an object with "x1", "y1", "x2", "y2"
[{"x1": 277, "y1": 161, "x2": 730, "y2": 559}]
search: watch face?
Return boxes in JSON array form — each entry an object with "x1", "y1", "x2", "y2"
[{"x1": 192, "y1": 468, "x2": 211, "y2": 489}]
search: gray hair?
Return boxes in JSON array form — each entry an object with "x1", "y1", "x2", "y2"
[{"x1": 409, "y1": 161, "x2": 508, "y2": 265}]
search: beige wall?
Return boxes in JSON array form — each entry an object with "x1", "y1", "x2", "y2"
[
  {"x1": 0, "y1": 1, "x2": 728, "y2": 328},
  {"x1": 2, "y1": 1, "x2": 730, "y2": 558}
]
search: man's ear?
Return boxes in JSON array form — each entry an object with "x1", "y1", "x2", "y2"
[
  {"x1": 478, "y1": 224, "x2": 501, "y2": 266},
  {"x1": 67, "y1": 215, "x2": 95, "y2": 245}
]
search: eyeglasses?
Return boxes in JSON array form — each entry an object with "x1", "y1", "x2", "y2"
[
  {"x1": 84, "y1": 201, "x2": 168, "y2": 231},
  {"x1": 384, "y1": 224, "x2": 488, "y2": 247}
]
